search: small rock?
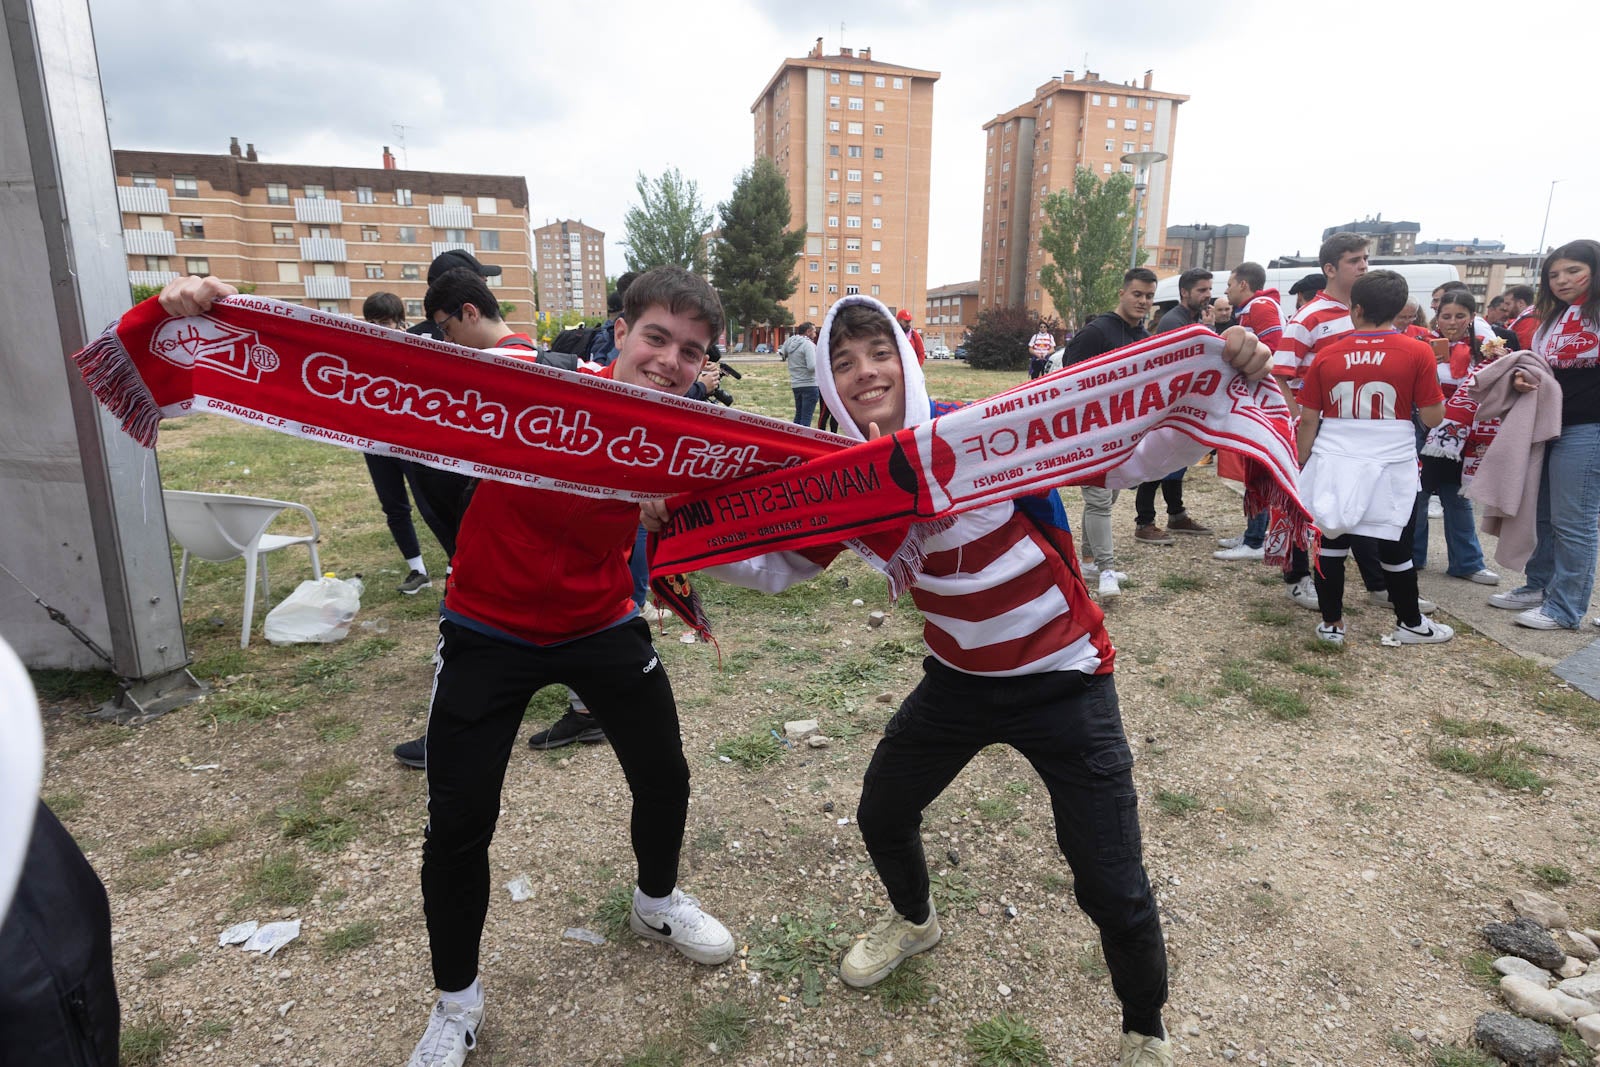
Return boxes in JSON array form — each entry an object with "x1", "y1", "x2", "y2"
[
  {"x1": 1182, "y1": 1017, "x2": 1201, "y2": 1037},
  {"x1": 1485, "y1": 918, "x2": 1568, "y2": 970},
  {"x1": 1500, "y1": 975, "x2": 1569, "y2": 1026},
  {"x1": 805, "y1": 735, "x2": 830, "y2": 749},
  {"x1": 1558, "y1": 971, "x2": 1600, "y2": 1007},
  {"x1": 1566, "y1": 930, "x2": 1600, "y2": 962},
  {"x1": 1585, "y1": 928, "x2": 1600, "y2": 945},
  {"x1": 1473, "y1": 1011, "x2": 1562, "y2": 1067},
  {"x1": 1222, "y1": 1051, "x2": 1237, "y2": 1062},
  {"x1": 1003, "y1": 906, "x2": 1018, "y2": 920},
  {"x1": 784, "y1": 719, "x2": 820, "y2": 741},
  {"x1": 996, "y1": 983, "x2": 1011, "y2": 997},
  {"x1": 277, "y1": 1000, "x2": 295, "y2": 1018},
  {"x1": 1552, "y1": 989, "x2": 1600, "y2": 1022},
  {"x1": 875, "y1": 692, "x2": 895, "y2": 704},
  {"x1": 1494, "y1": 957, "x2": 1553, "y2": 986},
  {"x1": 561, "y1": 928, "x2": 606, "y2": 946},
  {"x1": 851, "y1": 599, "x2": 865, "y2": 607},
  {"x1": 822, "y1": 801, "x2": 834, "y2": 813},
  {"x1": 1575, "y1": 1014, "x2": 1600, "y2": 1051},
  {"x1": 1559, "y1": 957, "x2": 1589, "y2": 979},
  {"x1": 867, "y1": 610, "x2": 886, "y2": 628},
  {"x1": 978, "y1": 903, "x2": 992, "y2": 917},
  {"x1": 1511, "y1": 889, "x2": 1571, "y2": 931},
  {"x1": 946, "y1": 849, "x2": 960, "y2": 866}
]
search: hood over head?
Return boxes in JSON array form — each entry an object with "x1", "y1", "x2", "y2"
[{"x1": 815, "y1": 295, "x2": 931, "y2": 442}]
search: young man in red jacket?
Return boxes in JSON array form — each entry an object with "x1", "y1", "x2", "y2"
[{"x1": 160, "y1": 267, "x2": 736, "y2": 1067}]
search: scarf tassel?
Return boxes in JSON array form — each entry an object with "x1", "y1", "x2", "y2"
[
  {"x1": 72, "y1": 320, "x2": 162, "y2": 447},
  {"x1": 883, "y1": 516, "x2": 957, "y2": 600}
]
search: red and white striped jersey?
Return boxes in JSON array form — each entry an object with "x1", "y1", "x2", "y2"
[
  {"x1": 1272, "y1": 291, "x2": 1351, "y2": 398},
  {"x1": 1237, "y1": 289, "x2": 1285, "y2": 347}
]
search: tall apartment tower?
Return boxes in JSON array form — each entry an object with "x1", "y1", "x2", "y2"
[
  {"x1": 112, "y1": 140, "x2": 535, "y2": 329},
  {"x1": 979, "y1": 71, "x2": 1187, "y2": 324},
  {"x1": 752, "y1": 40, "x2": 939, "y2": 327},
  {"x1": 533, "y1": 219, "x2": 607, "y2": 318}
]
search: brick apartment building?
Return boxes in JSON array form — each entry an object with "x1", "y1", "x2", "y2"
[
  {"x1": 752, "y1": 39, "x2": 938, "y2": 337},
  {"x1": 1322, "y1": 217, "x2": 1419, "y2": 256},
  {"x1": 980, "y1": 70, "x2": 1187, "y2": 325},
  {"x1": 1169, "y1": 223, "x2": 1250, "y2": 273},
  {"x1": 922, "y1": 280, "x2": 979, "y2": 349},
  {"x1": 533, "y1": 219, "x2": 607, "y2": 319},
  {"x1": 112, "y1": 139, "x2": 536, "y2": 331}
]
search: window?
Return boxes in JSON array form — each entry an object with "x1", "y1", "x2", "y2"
[
  {"x1": 185, "y1": 257, "x2": 208, "y2": 275},
  {"x1": 872, "y1": 194, "x2": 882, "y2": 205},
  {"x1": 312, "y1": 262, "x2": 335, "y2": 278},
  {"x1": 827, "y1": 237, "x2": 839, "y2": 249},
  {"x1": 1123, "y1": 142, "x2": 1135, "y2": 153},
  {"x1": 266, "y1": 182, "x2": 289, "y2": 204},
  {"x1": 1106, "y1": 118, "x2": 1115, "y2": 129},
  {"x1": 809, "y1": 305, "x2": 820, "y2": 316},
  {"x1": 874, "y1": 99, "x2": 884, "y2": 111},
  {"x1": 178, "y1": 216, "x2": 205, "y2": 239},
  {"x1": 871, "y1": 218, "x2": 883, "y2": 229},
  {"x1": 848, "y1": 73, "x2": 863, "y2": 86},
  {"x1": 873, "y1": 124, "x2": 884, "y2": 136},
  {"x1": 356, "y1": 186, "x2": 375, "y2": 204},
  {"x1": 846, "y1": 192, "x2": 862, "y2": 204},
  {"x1": 874, "y1": 75, "x2": 885, "y2": 88},
  {"x1": 847, "y1": 145, "x2": 862, "y2": 157},
  {"x1": 829, "y1": 144, "x2": 839, "y2": 156},
  {"x1": 829, "y1": 168, "x2": 840, "y2": 180},
  {"x1": 1125, "y1": 119, "x2": 1137, "y2": 130},
  {"x1": 809, "y1": 284, "x2": 819, "y2": 293},
  {"x1": 827, "y1": 190, "x2": 840, "y2": 204},
  {"x1": 477, "y1": 196, "x2": 496, "y2": 214},
  {"x1": 304, "y1": 184, "x2": 325, "y2": 199},
  {"x1": 870, "y1": 263, "x2": 881, "y2": 274},
  {"x1": 827, "y1": 215, "x2": 839, "y2": 228},
  {"x1": 395, "y1": 188, "x2": 413, "y2": 206},
  {"x1": 1145, "y1": 99, "x2": 1154, "y2": 110},
  {"x1": 276, "y1": 262, "x2": 298, "y2": 283},
  {"x1": 873, "y1": 147, "x2": 884, "y2": 160},
  {"x1": 1141, "y1": 143, "x2": 1151, "y2": 152},
  {"x1": 848, "y1": 97, "x2": 863, "y2": 110},
  {"x1": 442, "y1": 195, "x2": 463, "y2": 207},
  {"x1": 405, "y1": 299, "x2": 424, "y2": 318},
  {"x1": 871, "y1": 285, "x2": 881, "y2": 296},
  {"x1": 829, "y1": 72, "x2": 840, "y2": 84},
  {"x1": 1104, "y1": 139, "x2": 1114, "y2": 151},
  {"x1": 361, "y1": 226, "x2": 381, "y2": 242},
  {"x1": 846, "y1": 215, "x2": 860, "y2": 228},
  {"x1": 1103, "y1": 162, "x2": 1113, "y2": 174},
  {"x1": 1128, "y1": 96, "x2": 1139, "y2": 109},
  {"x1": 892, "y1": 77, "x2": 903, "y2": 89},
  {"x1": 310, "y1": 225, "x2": 331, "y2": 239},
  {"x1": 871, "y1": 240, "x2": 881, "y2": 252},
  {"x1": 829, "y1": 95, "x2": 840, "y2": 108},
  {"x1": 808, "y1": 261, "x2": 819, "y2": 272},
  {"x1": 132, "y1": 173, "x2": 157, "y2": 188},
  {"x1": 827, "y1": 263, "x2": 837, "y2": 273},
  {"x1": 829, "y1": 120, "x2": 840, "y2": 132},
  {"x1": 847, "y1": 169, "x2": 861, "y2": 181},
  {"x1": 365, "y1": 263, "x2": 384, "y2": 279},
  {"x1": 174, "y1": 175, "x2": 198, "y2": 197},
  {"x1": 845, "y1": 238, "x2": 861, "y2": 251},
  {"x1": 1109, "y1": 96, "x2": 1118, "y2": 107},
  {"x1": 398, "y1": 226, "x2": 417, "y2": 243},
  {"x1": 315, "y1": 301, "x2": 340, "y2": 313},
  {"x1": 444, "y1": 228, "x2": 467, "y2": 242},
  {"x1": 1143, "y1": 122, "x2": 1153, "y2": 132},
  {"x1": 827, "y1": 284, "x2": 838, "y2": 293},
  {"x1": 479, "y1": 230, "x2": 499, "y2": 251},
  {"x1": 486, "y1": 274, "x2": 503, "y2": 288},
  {"x1": 273, "y1": 224, "x2": 295, "y2": 243},
  {"x1": 401, "y1": 264, "x2": 421, "y2": 281},
  {"x1": 1092, "y1": 94, "x2": 1102, "y2": 105},
  {"x1": 144, "y1": 255, "x2": 170, "y2": 272}
]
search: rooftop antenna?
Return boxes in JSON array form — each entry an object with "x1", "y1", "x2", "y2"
[
  {"x1": 840, "y1": 21, "x2": 845, "y2": 51},
  {"x1": 391, "y1": 123, "x2": 410, "y2": 169}
]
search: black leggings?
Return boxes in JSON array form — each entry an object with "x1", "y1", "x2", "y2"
[
  {"x1": 420, "y1": 618, "x2": 689, "y2": 991},
  {"x1": 1313, "y1": 516, "x2": 1422, "y2": 627},
  {"x1": 857, "y1": 663, "x2": 1166, "y2": 1036}
]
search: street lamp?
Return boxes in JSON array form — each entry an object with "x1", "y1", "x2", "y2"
[
  {"x1": 1120, "y1": 151, "x2": 1168, "y2": 269},
  {"x1": 1534, "y1": 178, "x2": 1565, "y2": 281}
]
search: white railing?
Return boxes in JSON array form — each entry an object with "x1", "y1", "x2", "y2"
[
  {"x1": 303, "y1": 276, "x2": 351, "y2": 299},
  {"x1": 123, "y1": 229, "x2": 176, "y2": 256},
  {"x1": 294, "y1": 197, "x2": 344, "y2": 224},
  {"x1": 117, "y1": 185, "x2": 169, "y2": 214},
  {"x1": 428, "y1": 203, "x2": 473, "y2": 228},
  {"x1": 431, "y1": 241, "x2": 473, "y2": 258},
  {"x1": 300, "y1": 237, "x2": 348, "y2": 262},
  {"x1": 128, "y1": 270, "x2": 179, "y2": 288}
]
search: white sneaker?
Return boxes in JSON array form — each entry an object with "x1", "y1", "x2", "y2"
[
  {"x1": 640, "y1": 601, "x2": 663, "y2": 623},
  {"x1": 1427, "y1": 498, "x2": 1444, "y2": 518},
  {"x1": 1119, "y1": 1030, "x2": 1174, "y2": 1067},
  {"x1": 407, "y1": 993, "x2": 484, "y2": 1067},
  {"x1": 1515, "y1": 607, "x2": 1568, "y2": 630},
  {"x1": 1314, "y1": 622, "x2": 1345, "y2": 646},
  {"x1": 629, "y1": 888, "x2": 735, "y2": 964},
  {"x1": 1213, "y1": 543, "x2": 1264, "y2": 562},
  {"x1": 1098, "y1": 569, "x2": 1122, "y2": 599},
  {"x1": 1081, "y1": 562, "x2": 1099, "y2": 580},
  {"x1": 1458, "y1": 569, "x2": 1501, "y2": 585},
  {"x1": 1287, "y1": 576, "x2": 1319, "y2": 611},
  {"x1": 1368, "y1": 589, "x2": 1437, "y2": 614},
  {"x1": 1388, "y1": 617, "x2": 1455, "y2": 644},
  {"x1": 1216, "y1": 535, "x2": 1244, "y2": 550},
  {"x1": 839, "y1": 901, "x2": 942, "y2": 988},
  {"x1": 1489, "y1": 588, "x2": 1545, "y2": 610}
]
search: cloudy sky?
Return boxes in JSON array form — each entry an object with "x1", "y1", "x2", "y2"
[{"x1": 91, "y1": 0, "x2": 1592, "y2": 289}]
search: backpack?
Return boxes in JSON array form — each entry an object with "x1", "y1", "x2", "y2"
[{"x1": 549, "y1": 325, "x2": 600, "y2": 357}]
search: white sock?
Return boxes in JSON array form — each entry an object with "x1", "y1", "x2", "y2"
[
  {"x1": 634, "y1": 887, "x2": 673, "y2": 913},
  {"x1": 406, "y1": 556, "x2": 426, "y2": 574},
  {"x1": 441, "y1": 977, "x2": 482, "y2": 1008}
]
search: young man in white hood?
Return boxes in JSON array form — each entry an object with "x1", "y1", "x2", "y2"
[{"x1": 645, "y1": 295, "x2": 1273, "y2": 1067}]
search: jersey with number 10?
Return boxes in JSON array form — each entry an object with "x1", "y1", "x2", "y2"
[{"x1": 1299, "y1": 330, "x2": 1442, "y2": 421}]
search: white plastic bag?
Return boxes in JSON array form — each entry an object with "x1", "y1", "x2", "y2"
[{"x1": 263, "y1": 576, "x2": 361, "y2": 645}]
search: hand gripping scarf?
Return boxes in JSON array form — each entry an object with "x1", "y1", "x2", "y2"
[{"x1": 73, "y1": 296, "x2": 1311, "y2": 614}]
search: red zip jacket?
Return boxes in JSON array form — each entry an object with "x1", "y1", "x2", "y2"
[{"x1": 443, "y1": 363, "x2": 639, "y2": 646}]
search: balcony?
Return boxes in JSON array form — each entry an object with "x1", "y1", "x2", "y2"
[
  {"x1": 304, "y1": 276, "x2": 352, "y2": 300},
  {"x1": 123, "y1": 229, "x2": 176, "y2": 256},
  {"x1": 118, "y1": 185, "x2": 169, "y2": 215},
  {"x1": 431, "y1": 241, "x2": 473, "y2": 259},
  {"x1": 428, "y1": 203, "x2": 473, "y2": 229},
  {"x1": 294, "y1": 197, "x2": 343, "y2": 224},
  {"x1": 300, "y1": 237, "x2": 348, "y2": 263},
  {"x1": 128, "y1": 270, "x2": 178, "y2": 288}
]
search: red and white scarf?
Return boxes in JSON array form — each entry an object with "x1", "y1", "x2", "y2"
[{"x1": 74, "y1": 297, "x2": 1311, "y2": 591}]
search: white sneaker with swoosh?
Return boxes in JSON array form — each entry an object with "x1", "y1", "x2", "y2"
[
  {"x1": 839, "y1": 900, "x2": 942, "y2": 988},
  {"x1": 629, "y1": 887, "x2": 735, "y2": 964}
]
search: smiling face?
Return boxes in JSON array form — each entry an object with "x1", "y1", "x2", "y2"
[
  {"x1": 611, "y1": 305, "x2": 712, "y2": 393},
  {"x1": 830, "y1": 329, "x2": 906, "y2": 436}
]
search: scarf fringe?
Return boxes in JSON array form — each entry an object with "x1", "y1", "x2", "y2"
[
  {"x1": 72, "y1": 320, "x2": 161, "y2": 447},
  {"x1": 883, "y1": 516, "x2": 957, "y2": 599},
  {"x1": 1420, "y1": 421, "x2": 1467, "y2": 462}
]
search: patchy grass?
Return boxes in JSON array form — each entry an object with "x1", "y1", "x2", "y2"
[
  {"x1": 1076, "y1": 945, "x2": 1109, "y2": 980},
  {"x1": 595, "y1": 883, "x2": 635, "y2": 941},
  {"x1": 1484, "y1": 655, "x2": 1548, "y2": 683},
  {"x1": 622, "y1": 1041, "x2": 684, "y2": 1067},
  {"x1": 312, "y1": 713, "x2": 362, "y2": 743},
  {"x1": 1428, "y1": 742, "x2": 1549, "y2": 791},
  {"x1": 322, "y1": 920, "x2": 379, "y2": 957},
  {"x1": 144, "y1": 950, "x2": 199, "y2": 979},
  {"x1": 1247, "y1": 605, "x2": 1293, "y2": 627},
  {"x1": 930, "y1": 869, "x2": 981, "y2": 912},
  {"x1": 119, "y1": 1014, "x2": 177, "y2": 1066},
  {"x1": 1434, "y1": 716, "x2": 1515, "y2": 739},
  {"x1": 207, "y1": 684, "x2": 308, "y2": 724},
  {"x1": 1534, "y1": 688, "x2": 1600, "y2": 730},
  {"x1": 1533, "y1": 864, "x2": 1573, "y2": 887},
  {"x1": 1249, "y1": 685, "x2": 1310, "y2": 721},
  {"x1": 877, "y1": 956, "x2": 935, "y2": 1010},
  {"x1": 1292, "y1": 661, "x2": 1339, "y2": 679},
  {"x1": 1431, "y1": 1047, "x2": 1497, "y2": 1067},
  {"x1": 1159, "y1": 573, "x2": 1205, "y2": 592},
  {"x1": 42, "y1": 790, "x2": 85, "y2": 818},
  {"x1": 689, "y1": 998, "x2": 757, "y2": 1056},
  {"x1": 1155, "y1": 789, "x2": 1202, "y2": 816},
  {"x1": 1301, "y1": 637, "x2": 1347, "y2": 656},
  {"x1": 1561, "y1": 1029, "x2": 1594, "y2": 1066},
  {"x1": 1218, "y1": 661, "x2": 1254, "y2": 693},
  {"x1": 974, "y1": 797, "x2": 1020, "y2": 823},
  {"x1": 1461, "y1": 950, "x2": 1499, "y2": 988},
  {"x1": 965, "y1": 1013, "x2": 1050, "y2": 1067},
  {"x1": 28, "y1": 667, "x2": 120, "y2": 704},
  {"x1": 131, "y1": 823, "x2": 236, "y2": 861},
  {"x1": 715, "y1": 728, "x2": 784, "y2": 770},
  {"x1": 197, "y1": 1018, "x2": 233, "y2": 1039},
  {"x1": 752, "y1": 907, "x2": 849, "y2": 1006},
  {"x1": 237, "y1": 851, "x2": 318, "y2": 908}
]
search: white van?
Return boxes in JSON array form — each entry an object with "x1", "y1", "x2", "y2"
[{"x1": 1152, "y1": 263, "x2": 1461, "y2": 319}]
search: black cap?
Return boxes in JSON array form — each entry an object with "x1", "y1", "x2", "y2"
[
  {"x1": 427, "y1": 248, "x2": 502, "y2": 283},
  {"x1": 1288, "y1": 272, "x2": 1325, "y2": 297}
]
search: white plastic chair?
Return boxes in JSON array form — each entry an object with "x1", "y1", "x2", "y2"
[{"x1": 163, "y1": 490, "x2": 322, "y2": 648}]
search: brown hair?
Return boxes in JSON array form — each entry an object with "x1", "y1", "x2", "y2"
[
  {"x1": 1537, "y1": 239, "x2": 1600, "y2": 335},
  {"x1": 1319, "y1": 231, "x2": 1369, "y2": 270},
  {"x1": 621, "y1": 266, "x2": 724, "y2": 343},
  {"x1": 827, "y1": 303, "x2": 897, "y2": 362}
]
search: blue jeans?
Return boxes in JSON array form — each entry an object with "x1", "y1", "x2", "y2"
[
  {"x1": 792, "y1": 386, "x2": 820, "y2": 427},
  {"x1": 1517, "y1": 421, "x2": 1600, "y2": 627},
  {"x1": 1412, "y1": 484, "x2": 1486, "y2": 575},
  {"x1": 1242, "y1": 510, "x2": 1268, "y2": 550}
]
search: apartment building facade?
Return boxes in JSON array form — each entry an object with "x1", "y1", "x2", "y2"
[
  {"x1": 752, "y1": 40, "x2": 938, "y2": 329},
  {"x1": 923, "y1": 280, "x2": 979, "y2": 349},
  {"x1": 1169, "y1": 223, "x2": 1250, "y2": 273},
  {"x1": 979, "y1": 71, "x2": 1187, "y2": 325},
  {"x1": 1321, "y1": 217, "x2": 1419, "y2": 255},
  {"x1": 533, "y1": 219, "x2": 607, "y2": 318},
  {"x1": 112, "y1": 140, "x2": 535, "y2": 330}
]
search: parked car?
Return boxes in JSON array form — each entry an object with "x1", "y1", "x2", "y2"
[
  {"x1": 755, "y1": 343, "x2": 771, "y2": 354},
  {"x1": 928, "y1": 344, "x2": 953, "y2": 360},
  {"x1": 953, "y1": 345, "x2": 967, "y2": 360}
]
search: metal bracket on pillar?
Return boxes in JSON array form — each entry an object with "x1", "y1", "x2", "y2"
[{"x1": 92, "y1": 668, "x2": 209, "y2": 725}]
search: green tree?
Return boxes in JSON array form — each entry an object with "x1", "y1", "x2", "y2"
[
  {"x1": 710, "y1": 157, "x2": 806, "y2": 335},
  {"x1": 623, "y1": 168, "x2": 713, "y2": 274},
  {"x1": 1037, "y1": 167, "x2": 1146, "y2": 328},
  {"x1": 130, "y1": 283, "x2": 162, "y2": 303},
  {"x1": 962, "y1": 304, "x2": 1058, "y2": 372},
  {"x1": 499, "y1": 301, "x2": 516, "y2": 320}
]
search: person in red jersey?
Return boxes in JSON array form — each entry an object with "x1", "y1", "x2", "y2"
[
  {"x1": 1504, "y1": 284, "x2": 1539, "y2": 351},
  {"x1": 1297, "y1": 270, "x2": 1451, "y2": 647},
  {"x1": 1213, "y1": 262, "x2": 1286, "y2": 561}
]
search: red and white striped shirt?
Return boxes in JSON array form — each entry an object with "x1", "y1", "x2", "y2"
[
  {"x1": 1272, "y1": 291, "x2": 1351, "y2": 398},
  {"x1": 1237, "y1": 289, "x2": 1285, "y2": 348}
]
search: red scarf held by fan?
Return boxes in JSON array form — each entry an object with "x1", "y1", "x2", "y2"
[{"x1": 73, "y1": 297, "x2": 1310, "y2": 594}]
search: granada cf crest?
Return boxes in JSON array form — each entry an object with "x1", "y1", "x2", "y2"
[{"x1": 152, "y1": 315, "x2": 279, "y2": 381}]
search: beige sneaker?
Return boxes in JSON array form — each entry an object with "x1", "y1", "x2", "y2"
[
  {"x1": 1119, "y1": 1031, "x2": 1173, "y2": 1067},
  {"x1": 838, "y1": 901, "x2": 941, "y2": 988}
]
